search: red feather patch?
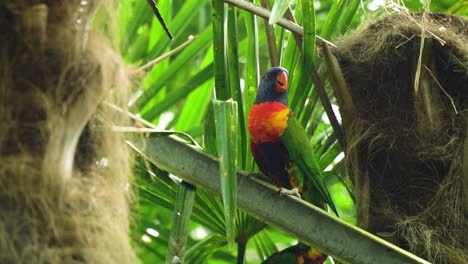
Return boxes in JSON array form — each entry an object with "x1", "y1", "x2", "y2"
[{"x1": 248, "y1": 102, "x2": 289, "y2": 143}]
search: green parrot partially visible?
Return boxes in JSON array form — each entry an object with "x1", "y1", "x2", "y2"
[
  {"x1": 262, "y1": 243, "x2": 327, "y2": 264},
  {"x1": 247, "y1": 67, "x2": 338, "y2": 264}
]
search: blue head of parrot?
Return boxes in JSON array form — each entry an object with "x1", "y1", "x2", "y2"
[{"x1": 254, "y1": 67, "x2": 289, "y2": 106}]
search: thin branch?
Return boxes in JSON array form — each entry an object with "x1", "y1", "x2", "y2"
[
  {"x1": 103, "y1": 101, "x2": 156, "y2": 128},
  {"x1": 103, "y1": 102, "x2": 202, "y2": 148},
  {"x1": 423, "y1": 65, "x2": 458, "y2": 114},
  {"x1": 237, "y1": 239, "x2": 247, "y2": 264},
  {"x1": 222, "y1": 0, "x2": 336, "y2": 48},
  {"x1": 128, "y1": 135, "x2": 431, "y2": 264},
  {"x1": 320, "y1": 43, "x2": 356, "y2": 135},
  {"x1": 260, "y1": 0, "x2": 279, "y2": 66},
  {"x1": 408, "y1": 18, "x2": 446, "y2": 46},
  {"x1": 146, "y1": 0, "x2": 173, "y2": 39},
  {"x1": 413, "y1": 0, "x2": 431, "y2": 96},
  {"x1": 309, "y1": 64, "x2": 347, "y2": 148},
  {"x1": 284, "y1": 7, "x2": 302, "y2": 46},
  {"x1": 395, "y1": 34, "x2": 416, "y2": 49},
  {"x1": 131, "y1": 36, "x2": 197, "y2": 75}
]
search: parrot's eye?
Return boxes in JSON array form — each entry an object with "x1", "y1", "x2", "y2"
[{"x1": 264, "y1": 74, "x2": 272, "y2": 80}]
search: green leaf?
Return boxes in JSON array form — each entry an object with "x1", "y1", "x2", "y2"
[
  {"x1": 116, "y1": 0, "x2": 133, "y2": 50},
  {"x1": 288, "y1": 1, "x2": 316, "y2": 120},
  {"x1": 212, "y1": 0, "x2": 230, "y2": 100},
  {"x1": 320, "y1": 0, "x2": 347, "y2": 39},
  {"x1": 175, "y1": 45, "x2": 215, "y2": 132},
  {"x1": 242, "y1": 5, "x2": 259, "y2": 171},
  {"x1": 185, "y1": 234, "x2": 227, "y2": 263},
  {"x1": 133, "y1": 157, "x2": 225, "y2": 236},
  {"x1": 269, "y1": 0, "x2": 295, "y2": 25},
  {"x1": 253, "y1": 230, "x2": 278, "y2": 261},
  {"x1": 193, "y1": 191, "x2": 226, "y2": 235},
  {"x1": 120, "y1": 0, "x2": 153, "y2": 52},
  {"x1": 125, "y1": 24, "x2": 150, "y2": 64},
  {"x1": 302, "y1": 0, "x2": 316, "y2": 62},
  {"x1": 336, "y1": 0, "x2": 360, "y2": 34},
  {"x1": 213, "y1": 99, "x2": 238, "y2": 249},
  {"x1": 147, "y1": 0, "x2": 208, "y2": 58},
  {"x1": 226, "y1": 6, "x2": 248, "y2": 170},
  {"x1": 137, "y1": 27, "x2": 212, "y2": 111},
  {"x1": 281, "y1": 9, "x2": 301, "y2": 112},
  {"x1": 143, "y1": 63, "x2": 214, "y2": 122},
  {"x1": 203, "y1": 103, "x2": 218, "y2": 156},
  {"x1": 166, "y1": 182, "x2": 196, "y2": 264}
]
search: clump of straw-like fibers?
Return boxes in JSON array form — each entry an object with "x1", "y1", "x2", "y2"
[
  {"x1": 333, "y1": 13, "x2": 467, "y2": 263},
  {"x1": 0, "y1": 1, "x2": 135, "y2": 263}
]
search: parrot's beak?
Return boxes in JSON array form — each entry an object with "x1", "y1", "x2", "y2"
[{"x1": 275, "y1": 71, "x2": 288, "y2": 92}]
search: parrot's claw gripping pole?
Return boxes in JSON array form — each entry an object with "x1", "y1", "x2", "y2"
[{"x1": 279, "y1": 187, "x2": 301, "y2": 199}]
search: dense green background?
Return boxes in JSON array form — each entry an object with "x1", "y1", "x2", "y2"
[{"x1": 100, "y1": 0, "x2": 467, "y2": 263}]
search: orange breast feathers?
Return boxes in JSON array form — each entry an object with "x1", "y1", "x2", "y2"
[{"x1": 248, "y1": 102, "x2": 290, "y2": 143}]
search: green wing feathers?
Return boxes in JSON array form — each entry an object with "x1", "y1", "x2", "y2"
[{"x1": 281, "y1": 116, "x2": 338, "y2": 216}]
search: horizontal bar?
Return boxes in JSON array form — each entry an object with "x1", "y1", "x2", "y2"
[{"x1": 128, "y1": 135, "x2": 430, "y2": 264}]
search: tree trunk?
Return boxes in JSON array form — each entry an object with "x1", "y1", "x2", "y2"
[
  {"x1": 0, "y1": 1, "x2": 135, "y2": 263},
  {"x1": 333, "y1": 13, "x2": 468, "y2": 264}
]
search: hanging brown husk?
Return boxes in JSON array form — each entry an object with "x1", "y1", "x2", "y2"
[
  {"x1": 0, "y1": 1, "x2": 135, "y2": 263},
  {"x1": 332, "y1": 13, "x2": 467, "y2": 263}
]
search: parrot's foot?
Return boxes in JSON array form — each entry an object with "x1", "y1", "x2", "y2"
[{"x1": 279, "y1": 187, "x2": 301, "y2": 199}]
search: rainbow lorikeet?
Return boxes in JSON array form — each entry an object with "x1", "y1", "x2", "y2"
[
  {"x1": 248, "y1": 67, "x2": 337, "y2": 264},
  {"x1": 247, "y1": 67, "x2": 337, "y2": 212}
]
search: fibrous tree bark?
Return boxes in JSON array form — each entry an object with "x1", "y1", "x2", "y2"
[
  {"x1": 331, "y1": 13, "x2": 468, "y2": 264},
  {"x1": 0, "y1": 1, "x2": 135, "y2": 263}
]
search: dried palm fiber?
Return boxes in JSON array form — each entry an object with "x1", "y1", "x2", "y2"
[
  {"x1": 332, "y1": 13, "x2": 467, "y2": 264},
  {"x1": 0, "y1": 1, "x2": 135, "y2": 263}
]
